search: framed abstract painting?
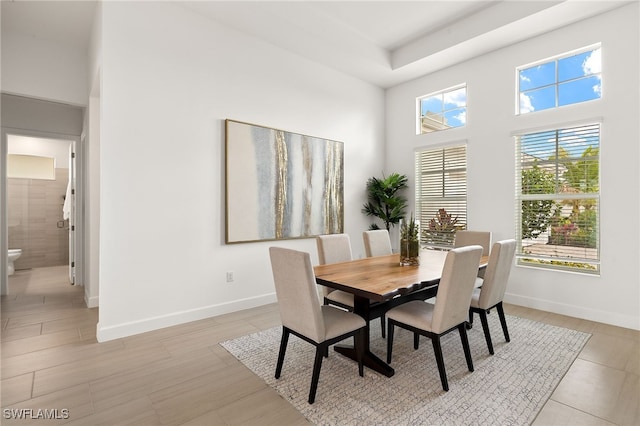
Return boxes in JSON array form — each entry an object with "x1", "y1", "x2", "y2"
[{"x1": 225, "y1": 119, "x2": 344, "y2": 243}]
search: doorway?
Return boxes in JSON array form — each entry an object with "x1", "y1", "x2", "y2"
[{"x1": 4, "y1": 132, "x2": 83, "y2": 296}]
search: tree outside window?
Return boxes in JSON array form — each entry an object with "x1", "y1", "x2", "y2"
[{"x1": 516, "y1": 123, "x2": 600, "y2": 274}]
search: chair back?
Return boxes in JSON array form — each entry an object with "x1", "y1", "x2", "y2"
[
  {"x1": 316, "y1": 234, "x2": 353, "y2": 297},
  {"x1": 317, "y1": 234, "x2": 353, "y2": 265},
  {"x1": 269, "y1": 247, "x2": 325, "y2": 343},
  {"x1": 454, "y1": 230, "x2": 492, "y2": 256},
  {"x1": 476, "y1": 239, "x2": 516, "y2": 309},
  {"x1": 363, "y1": 229, "x2": 393, "y2": 257},
  {"x1": 432, "y1": 245, "x2": 483, "y2": 333}
]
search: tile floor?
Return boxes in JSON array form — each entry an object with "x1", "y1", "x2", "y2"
[{"x1": 1, "y1": 266, "x2": 638, "y2": 425}]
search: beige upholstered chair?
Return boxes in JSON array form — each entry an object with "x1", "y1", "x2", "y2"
[
  {"x1": 269, "y1": 247, "x2": 365, "y2": 404},
  {"x1": 468, "y1": 239, "x2": 516, "y2": 355},
  {"x1": 454, "y1": 230, "x2": 491, "y2": 279},
  {"x1": 317, "y1": 234, "x2": 387, "y2": 337},
  {"x1": 316, "y1": 234, "x2": 353, "y2": 301},
  {"x1": 363, "y1": 229, "x2": 393, "y2": 257},
  {"x1": 385, "y1": 245, "x2": 483, "y2": 391},
  {"x1": 454, "y1": 230, "x2": 492, "y2": 255}
]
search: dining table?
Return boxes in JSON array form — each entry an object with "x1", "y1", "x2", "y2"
[{"x1": 314, "y1": 249, "x2": 489, "y2": 377}]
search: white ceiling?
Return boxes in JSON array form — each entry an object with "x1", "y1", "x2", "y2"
[
  {"x1": 1, "y1": 0, "x2": 632, "y2": 88},
  {"x1": 1, "y1": 0, "x2": 98, "y2": 50}
]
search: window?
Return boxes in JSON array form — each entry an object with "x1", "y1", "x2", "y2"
[
  {"x1": 417, "y1": 85, "x2": 467, "y2": 134},
  {"x1": 7, "y1": 154, "x2": 55, "y2": 180},
  {"x1": 518, "y1": 45, "x2": 601, "y2": 114},
  {"x1": 515, "y1": 123, "x2": 600, "y2": 274},
  {"x1": 415, "y1": 144, "x2": 467, "y2": 248}
]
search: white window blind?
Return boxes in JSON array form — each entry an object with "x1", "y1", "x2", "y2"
[
  {"x1": 515, "y1": 123, "x2": 600, "y2": 273},
  {"x1": 415, "y1": 144, "x2": 467, "y2": 248}
]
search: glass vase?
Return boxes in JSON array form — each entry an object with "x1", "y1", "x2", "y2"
[{"x1": 399, "y1": 219, "x2": 420, "y2": 266}]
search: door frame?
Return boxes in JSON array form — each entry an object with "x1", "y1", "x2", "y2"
[{"x1": 1, "y1": 127, "x2": 84, "y2": 294}]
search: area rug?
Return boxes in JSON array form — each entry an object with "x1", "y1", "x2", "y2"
[{"x1": 221, "y1": 314, "x2": 590, "y2": 425}]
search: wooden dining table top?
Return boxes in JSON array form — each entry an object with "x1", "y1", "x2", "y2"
[
  {"x1": 314, "y1": 250, "x2": 489, "y2": 302},
  {"x1": 314, "y1": 248, "x2": 489, "y2": 378}
]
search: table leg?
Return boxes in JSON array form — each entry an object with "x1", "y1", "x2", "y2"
[{"x1": 334, "y1": 295, "x2": 394, "y2": 377}]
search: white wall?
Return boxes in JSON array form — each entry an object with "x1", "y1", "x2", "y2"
[
  {"x1": 386, "y1": 4, "x2": 639, "y2": 329},
  {"x1": 83, "y1": 94, "x2": 100, "y2": 309},
  {"x1": 1, "y1": 32, "x2": 88, "y2": 106},
  {"x1": 97, "y1": 2, "x2": 385, "y2": 340},
  {"x1": 83, "y1": 3, "x2": 103, "y2": 309}
]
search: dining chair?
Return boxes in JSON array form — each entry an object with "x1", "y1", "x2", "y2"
[
  {"x1": 468, "y1": 239, "x2": 516, "y2": 355},
  {"x1": 363, "y1": 229, "x2": 393, "y2": 257},
  {"x1": 454, "y1": 230, "x2": 492, "y2": 255},
  {"x1": 317, "y1": 234, "x2": 387, "y2": 337},
  {"x1": 385, "y1": 245, "x2": 483, "y2": 391},
  {"x1": 454, "y1": 230, "x2": 491, "y2": 279},
  {"x1": 316, "y1": 234, "x2": 353, "y2": 301},
  {"x1": 269, "y1": 247, "x2": 366, "y2": 404}
]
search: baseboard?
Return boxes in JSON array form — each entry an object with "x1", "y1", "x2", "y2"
[
  {"x1": 95, "y1": 293, "x2": 278, "y2": 342},
  {"x1": 504, "y1": 292, "x2": 640, "y2": 331},
  {"x1": 85, "y1": 294, "x2": 99, "y2": 308}
]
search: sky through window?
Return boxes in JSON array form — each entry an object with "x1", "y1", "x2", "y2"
[
  {"x1": 518, "y1": 47, "x2": 601, "y2": 114},
  {"x1": 418, "y1": 85, "x2": 467, "y2": 134}
]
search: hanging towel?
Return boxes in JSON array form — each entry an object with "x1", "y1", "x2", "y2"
[{"x1": 63, "y1": 178, "x2": 71, "y2": 220}]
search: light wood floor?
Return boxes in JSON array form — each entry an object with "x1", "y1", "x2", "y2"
[{"x1": 1, "y1": 266, "x2": 638, "y2": 425}]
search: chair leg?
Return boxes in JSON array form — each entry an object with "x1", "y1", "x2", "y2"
[
  {"x1": 380, "y1": 315, "x2": 386, "y2": 338},
  {"x1": 308, "y1": 344, "x2": 325, "y2": 404},
  {"x1": 458, "y1": 323, "x2": 474, "y2": 372},
  {"x1": 275, "y1": 327, "x2": 290, "y2": 379},
  {"x1": 431, "y1": 336, "x2": 449, "y2": 391},
  {"x1": 467, "y1": 309, "x2": 474, "y2": 329},
  {"x1": 386, "y1": 321, "x2": 395, "y2": 364},
  {"x1": 496, "y1": 302, "x2": 510, "y2": 342},
  {"x1": 356, "y1": 329, "x2": 365, "y2": 377},
  {"x1": 479, "y1": 310, "x2": 494, "y2": 355},
  {"x1": 414, "y1": 332, "x2": 420, "y2": 350}
]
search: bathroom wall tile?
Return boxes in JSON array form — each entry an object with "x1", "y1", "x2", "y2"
[
  {"x1": 28, "y1": 215, "x2": 46, "y2": 225},
  {"x1": 8, "y1": 170, "x2": 70, "y2": 270},
  {"x1": 28, "y1": 186, "x2": 46, "y2": 199},
  {"x1": 8, "y1": 177, "x2": 29, "y2": 186}
]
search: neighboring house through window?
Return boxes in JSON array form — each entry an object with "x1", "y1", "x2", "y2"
[{"x1": 417, "y1": 85, "x2": 467, "y2": 134}]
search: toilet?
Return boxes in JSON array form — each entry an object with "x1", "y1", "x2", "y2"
[{"x1": 8, "y1": 249, "x2": 22, "y2": 275}]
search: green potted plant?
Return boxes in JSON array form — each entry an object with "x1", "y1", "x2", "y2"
[
  {"x1": 422, "y1": 208, "x2": 461, "y2": 246},
  {"x1": 400, "y1": 213, "x2": 420, "y2": 266},
  {"x1": 362, "y1": 173, "x2": 408, "y2": 230}
]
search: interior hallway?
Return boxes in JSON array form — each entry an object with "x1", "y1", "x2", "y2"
[{"x1": 1, "y1": 266, "x2": 638, "y2": 425}]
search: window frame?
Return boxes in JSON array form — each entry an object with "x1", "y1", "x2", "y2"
[
  {"x1": 416, "y1": 84, "x2": 467, "y2": 135},
  {"x1": 516, "y1": 44, "x2": 602, "y2": 115},
  {"x1": 514, "y1": 121, "x2": 601, "y2": 275},
  {"x1": 415, "y1": 143, "x2": 468, "y2": 250}
]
